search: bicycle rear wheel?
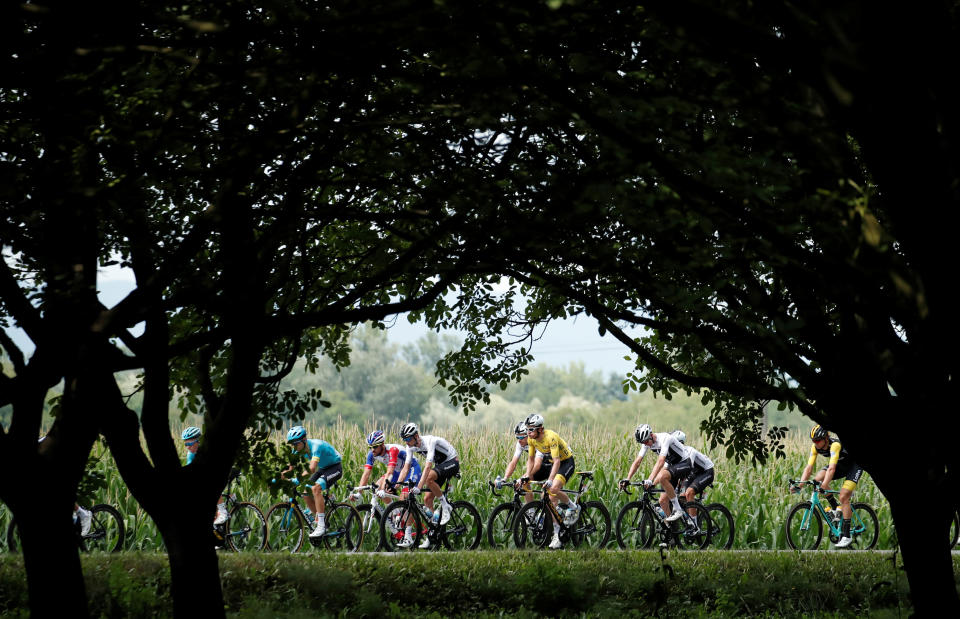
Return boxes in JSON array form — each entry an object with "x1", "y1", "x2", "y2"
[
  {"x1": 81, "y1": 504, "x2": 125, "y2": 553},
  {"x1": 356, "y1": 503, "x2": 383, "y2": 551},
  {"x1": 785, "y1": 501, "x2": 822, "y2": 550},
  {"x1": 265, "y1": 502, "x2": 305, "y2": 553},
  {"x1": 849, "y1": 502, "x2": 879, "y2": 550},
  {"x1": 324, "y1": 503, "x2": 363, "y2": 552},
  {"x1": 441, "y1": 500, "x2": 482, "y2": 550},
  {"x1": 380, "y1": 500, "x2": 422, "y2": 551},
  {"x1": 705, "y1": 502, "x2": 735, "y2": 550},
  {"x1": 513, "y1": 501, "x2": 550, "y2": 549},
  {"x1": 615, "y1": 501, "x2": 654, "y2": 549},
  {"x1": 486, "y1": 502, "x2": 519, "y2": 549},
  {"x1": 225, "y1": 502, "x2": 267, "y2": 552},
  {"x1": 675, "y1": 502, "x2": 711, "y2": 549},
  {"x1": 572, "y1": 500, "x2": 611, "y2": 549}
]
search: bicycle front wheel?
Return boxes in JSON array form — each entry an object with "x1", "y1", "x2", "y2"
[
  {"x1": 849, "y1": 502, "x2": 879, "y2": 550},
  {"x1": 441, "y1": 500, "x2": 482, "y2": 550},
  {"x1": 225, "y1": 502, "x2": 267, "y2": 552},
  {"x1": 356, "y1": 503, "x2": 383, "y2": 551},
  {"x1": 486, "y1": 502, "x2": 519, "y2": 549},
  {"x1": 615, "y1": 501, "x2": 654, "y2": 549},
  {"x1": 705, "y1": 503, "x2": 735, "y2": 550},
  {"x1": 81, "y1": 504, "x2": 125, "y2": 553},
  {"x1": 513, "y1": 501, "x2": 550, "y2": 549},
  {"x1": 265, "y1": 502, "x2": 305, "y2": 553},
  {"x1": 572, "y1": 501, "x2": 611, "y2": 549},
  {"x1": 323, "y1": 503, "x2": 363, "y2": 552},
  {"x1": 786, "y1": 501, "x2": 822, "y2": 550},
  {"x1": 380, "y1": 501, "x2": 422, "y2": 552}
]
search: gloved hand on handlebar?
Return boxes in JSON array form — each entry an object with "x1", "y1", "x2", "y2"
[
  {"x1": 409, "y1": 486, "x2": 421, "y2": 496},
  {"x1": 618, "y1": 479, "x2": 629, "y2": 492}
]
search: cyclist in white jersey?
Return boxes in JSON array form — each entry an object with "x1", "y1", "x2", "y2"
[
  {"x1": 397, "y1": 423, "x2": 459, "y2": 547},
  {"x1": 619, "y1": 424, "x2": 691, "y2": 523},
  {"x1": 495, "y1": 421, "x2": 546, "y2": 504},
  {"x1": 667, "y1": 432, "x2": 716, "y2": 521}
]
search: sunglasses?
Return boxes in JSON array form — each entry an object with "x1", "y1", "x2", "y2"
[{"x1": 184, "y1": 440, "x2": 199, "y2": 447}]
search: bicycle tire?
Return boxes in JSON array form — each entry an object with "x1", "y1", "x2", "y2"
[
  {"x1": 380, "y1": 500, "x2": 422, "y2": 551},
  {"x1": 705, "y1": 502, "x2": 735, "y2": 550},
  {"x1": 81, "y1": 504, "x2": 125, "y2": 553},
  {"x1": 951, "y1": 510, "x2": 960, "y2": 550},
  {"x1": 572, "y1": 500, "x2": 611, "y2": 549},
  {"x1": 323, "y1": 503, "x2": 363, "y2": 552},
  {"x1": 356, "y1": 503, "x2": 384, "y2": 551},
  {"x1": 785, "y1": 501, "x2": 822, "y2": 550},
  {"x1": 513, "y1": 501, "x2": 550, "y2": 549},
  {"x1": 265, "y1": 502, "x2": 306, "y2": 553},
  {"x1": 674, "y1": 502, "x2": 711, "y2": 549},
  {"x1": 615, "y1": 501, "x2": 654, "y2": 549},
  {"x1": 486, "y1": 502, "x2": 520, "y2": 549},
  {"x1": 225, "y1": 502, "x2": 267, "y2": 552},
  {"x1": 849, "y1": 502, "x2": 879, "y2": 550},
  {"x1": 441, "y1": 500, "x2": 482, "y2": 550}
]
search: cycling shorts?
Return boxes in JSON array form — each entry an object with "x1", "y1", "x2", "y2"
[
  {"x1": 521, "y1": 463, "x2": 551, "y2": 492},
  {"x1": 666, "y1": 459, "x2": 694, "y2": 481},
  {"x1": 822, "y1": 462, "x2": 864, "y2": 491},
  {"x1": 683, "y1": 467, "x2": 715, "y2": 493},
  {"x1": 433, "y1": 458, "x2": 460, "y2": 485},
  {"x1": 308, "y1": 462, "x2": 343, "y2": 491},
  {"x1": 553, "y1": 456, "x2": 575, "y2": 488}
]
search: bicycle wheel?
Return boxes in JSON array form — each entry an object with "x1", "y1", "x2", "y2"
[
  {"x1": 615, "y1": 501, "x2": 654, "y2": 549},
  {"x1": 675, "y1": 502, "x2": 711, "y2": 549},
  {"x1": 705, "y1": 502, "x2": 735, "y2": 550},
  {"x1": 572, "y1": 501, "x2": 611, "y2": 549},
  {"x1": 81, "y1": 504, "x2": 125, "y2": 553},
  {"x1": 380, "y1": 500, "x2": 422, "y2": 551},
  {"x1": 265, "y1": 502, "x2": 305, "y2": 553},
  {"x1": 849, "y1": 502, "x2": 879, "y2": 550},
  {"x1": 323, "y1": 503, "x2": 363, "y2": 552},
  {"x1": 441, "y1": 500, "x2": 482, "y2": 550},
  {"x1": 785, "y1": 501, "x2": 823, "y2": 550},
  {"x1": 356, "y1": 503, "x2": 383, "y2": 551},
  {"x1": 513, "y1": 501, "x2": 550, "y2": 549},
  {"x1": 225, "y1": 502, "x2": 267, "y2": 552},
  {"x1": 486, "y1": 502, "x2": 520, "y2": 549},
  {"x1": 951, "y1": 510, "x2": 960, "y2": 549}
]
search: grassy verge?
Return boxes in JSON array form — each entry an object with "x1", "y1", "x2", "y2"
[{"x1": 3, "y1": 550, "x2": 950, "y2": 617}]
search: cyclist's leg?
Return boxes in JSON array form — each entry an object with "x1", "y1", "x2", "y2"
[
  {"x1": 422, "y1": 468, "x2": 440, "y2": 512},
  {"x1": 685, "y1": 468, "x2": 715, "y2": 517}
]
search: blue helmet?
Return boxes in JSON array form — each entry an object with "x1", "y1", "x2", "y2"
[
  {"x1": 181, "y1": 427, "x2": 201, "y2": 441},
  {"x1": 286, "y1": 426, "x2": 307, "y2": 443},
  {"x1": 367, "y1": 430, "x2": 385, "y2": 447}
]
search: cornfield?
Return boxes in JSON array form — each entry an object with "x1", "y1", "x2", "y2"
[{"x1": 1, "y1": 420, "x2": 897, "y2": 551}]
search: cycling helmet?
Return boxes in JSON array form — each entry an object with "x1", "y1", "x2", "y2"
[
  {"x1": 634, "y1": 424, "x2": 653, "y2": 443},
  {"x1": 399, "y1": 422, "x2": 419, "y2": 440},
  {"x1": 181, "y1": 427, "x2": 201, "y2": 441},
  {"x1": 367, "y1": 430, "x2": 385, "y2": 447},
  {"x1": 514, "y1": 421, "x2": 528, "y2": 439},
  {"x1": 672, "y1": 430, "x2": 686, "y2": 444},
  {"x1": 286, "y1": 426, "x2": 307, "y2": 443},
  {"x1": 810, "y1": 424, "x2": 828, "y2": 441},
  {"x1": 525, "y1": 413, "x2": 544, "y2": 429}
]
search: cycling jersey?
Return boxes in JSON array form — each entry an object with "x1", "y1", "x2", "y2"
[
  {"x1": 637, "y1": 432, "x2": 687, "y2": 465},
  {"x1": 186, "y1": 451, "x2": 196, "y2": 465},
  {"x1": 301, "y1": 439, "x2": 342, "y2": 469},
  {"x1": 528, "y1": 429, "x2": 573, "y2": 462},
  {"x1": 365, "y1": 443, "x2": 421, "y2": 484},
  {"x1": 411, "y1": 435, "x2": 458, "y2": 465},
  {"x1": 807, "y1": 437, "x2": 862, "y2": 489},
  {"x1": 513, "y1": 441, "x2": 545, "y2": 462}
]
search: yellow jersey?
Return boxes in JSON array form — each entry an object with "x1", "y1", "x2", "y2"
[{"x1": 528, "y1": 429, "x2": 573, "y2": 462}]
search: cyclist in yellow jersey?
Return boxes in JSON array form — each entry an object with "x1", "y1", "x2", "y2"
[
  {"x1": 516, "y1": 414, "x2": 578, "y2": 549},
  {"x1": 792, "y1": 424, "x2": 864, "y2": 548}
]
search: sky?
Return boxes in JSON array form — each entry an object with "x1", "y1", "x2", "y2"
[{"x1": 3, "y1": 264, "x2": 639, "y2": 377}]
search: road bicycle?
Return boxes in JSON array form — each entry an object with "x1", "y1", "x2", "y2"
[
  {"x1": 350, "y1": 484, "x2": 387, "y2": 552},
  {"x1": 378, "y1": 474, "x2": 483, "y2": 551},
  {"x1": 614, "y1": 482, "x2": 711, "y2": 549},
  {"x1": 265, "y1": 479, "x2": 363, "y2": 553},
  {"x1": 678, "y1": 485, "x2": 735, "y2": 550},
  {"x1": 486, "y1": 478, "x2": 528, "y2": 549},
  {"x1": 7, "y1": 503, "x2": 125, "y2": 553},
  {"x1": 785, "y1": 479, "x2": 879, "y2": 550},
  {"x1": 212, "y1": 470, "x2": 267, "y2": 552},
  {"x1": 512, "y1": 471, "x2": 611, "y2": 549}
]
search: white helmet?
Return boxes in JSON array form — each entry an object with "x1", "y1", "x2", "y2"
[
  {"x1": 672, "y1": 430, "x2": 686, "y2": 444},
  {"x1": 525, "y1": 413, "x2": 544, "y2": 429},
  {"x1": 514, "y1": 421, "x2": 528, "y2": 438},
  {"x1": 634, "y1": 424, "x2": 653, "y2": 443},
  {"x1": 399, "y1": 423, "x2": 419, "y2": 440}
]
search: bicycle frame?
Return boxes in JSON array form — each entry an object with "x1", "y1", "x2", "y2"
[{"x1": 790, "y1": 479, "x2": 868, "y2": 538}]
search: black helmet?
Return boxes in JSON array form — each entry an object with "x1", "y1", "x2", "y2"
[{"x1": 810, "y1": 424, "x2": 828, "y2": 441}]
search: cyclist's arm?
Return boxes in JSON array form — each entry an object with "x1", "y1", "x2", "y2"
[
  {"x1": 523, "y1": 447, "x2": 537, "y2": 479},
  {"x1": 358, "y1": 467, "x2": 373, "y2": 488},
  {"x1": 820, "y1": 443, "x2": 841, "y2": 490},
  {"x1": 280, "y1": 463, "x2": 295, "y2": 479},
  {"x1": 799, "y1": 463, "x2": 814, "y2": 482},
  {"x1": 799, "y1": 444, "x2": 817, "y2": 482},
  {"x1": 626, "y1": 452, "x2": 645, "y2": 480},
  {"x1": 419, "y1": 460, "x2": 434, "y2": 490},
  {"x1": 503, "y1": 453, "x2": 521, "y2": 479},
  {"x1": 647, "y1": 453, "x2": 667, "y2": 483},
  {"x1": 397, "y1": 458, "x2": 411, "y2": 485}
]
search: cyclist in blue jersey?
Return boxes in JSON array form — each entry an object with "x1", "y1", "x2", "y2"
[
  {"x1": 182, "y1": 426, "x2": 230, "y2": 525},
  {"x1": 281, "y1": 426, "x2": 343, "y2": 538}
]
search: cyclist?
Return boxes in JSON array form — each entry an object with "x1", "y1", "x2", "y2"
[
  {"x1": 792, "y1": 424, "x2": 863, "y2": 548},
  {"x1": 618, "y1": 424, "x2": 693, "y2": 528},
  {"x1": 396, "y1": 422, "x2": 458, "y2": 548},
  {"x1": 182, "y1": 426, "x2": 231, "y2": 525},
  {"x1": 495, "y1": 421, "x2": 546, "y2": 504},
  {"x1": 518, "y1": 413, "x2": 578, "y2": 549},
  {"x1": 354, "y1": 430, "x2": 422, "y2": 547},
  {"x1": 281, "y1": 425, "x2": 343, "y2": 539}
]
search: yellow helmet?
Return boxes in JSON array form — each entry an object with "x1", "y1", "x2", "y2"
[{"x1": 810, "y1": 424, "x2": 828, "y2": 441}]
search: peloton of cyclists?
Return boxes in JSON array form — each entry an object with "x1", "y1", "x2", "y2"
[
  {"x1": 354, "y1": 429, "x2": 422, "y2": 547},
  {"x1": 792, "y1": 424, "x2": 863, "y2": 548},
  {"x1": 281, "y1": 425, "x2": 343, "y2": 539}
]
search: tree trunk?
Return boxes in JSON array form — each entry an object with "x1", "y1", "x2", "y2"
[{"x1": 157, "y1": 509, "x2": 227, "y2": 619}]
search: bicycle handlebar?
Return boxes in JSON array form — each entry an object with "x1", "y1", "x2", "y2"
[{"x1": 788, "y1": 479, "x2": 839, "y2": 494}]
